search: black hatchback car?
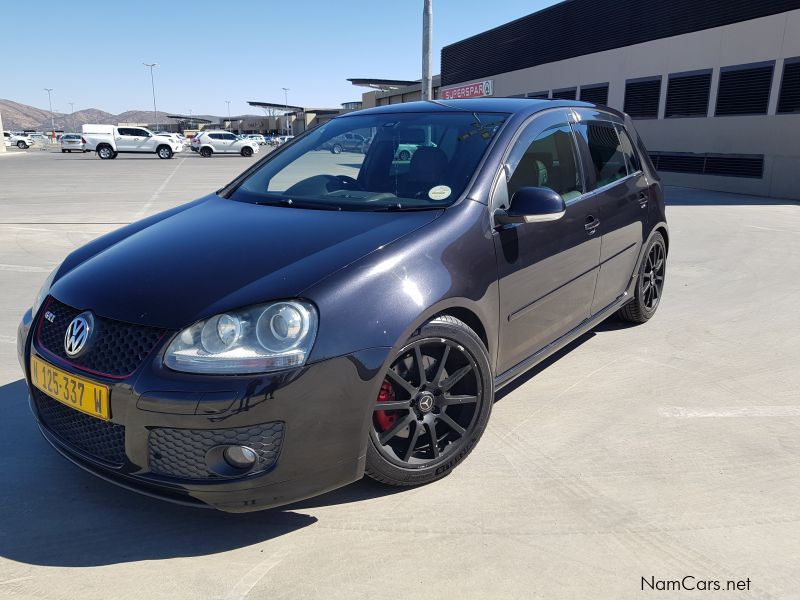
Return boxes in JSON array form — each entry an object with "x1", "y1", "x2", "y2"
[{"x1": 18, "y1": 99, "x2": 667, "y2": 512}]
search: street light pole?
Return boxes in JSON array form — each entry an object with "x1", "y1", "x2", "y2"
[
  {"x1": 225, "y1": 100, "x2": 231, "y2": 131},
  {"x1": 143, "y1": 63, "x2": 159, "y2": 130},
  {"x1": 69, "y1": 102, "x2": 75, "y2": 132},
  {"x1": 282, "y1": 87, "x2": 290, "y2": 135},
  {"x1": 44, "y1": 88, "x2": 55, "y2": 139},
  {"x1": 422, "y1": 0, "x2": 433, "y2": 101}
]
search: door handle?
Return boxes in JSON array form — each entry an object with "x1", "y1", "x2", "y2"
[
  {"x1": 638, "y1": 191, "x2": 648, "y2": 208},
  {"x1": 584, "y1": 216, "x2": 600, "y2": 235}
]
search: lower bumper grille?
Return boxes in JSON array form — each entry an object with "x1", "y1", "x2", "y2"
[
  {"x1": 33, "y1": 389, "x2": 126, "y2": 466},
  {"x1": 149, "y1": 422, "x2": 284, "y2": 480}
]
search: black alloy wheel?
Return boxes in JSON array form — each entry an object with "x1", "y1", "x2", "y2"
[
  {"x1": 366, "y1": 315, "x2": 492, "y2": 486},
  {"x1": 617, "y1": 232, "x2": 666, "y2": 323}
]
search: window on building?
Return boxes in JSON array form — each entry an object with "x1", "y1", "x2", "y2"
[
  {"x1": 572, "y1": 120, "x2": 628, "y2": 188},
  {"x1": 579, "y1": 83, "x2": 609, "y2": 105},
  {"x1": 526, "y1": 91, "x2": 549, "y2": 99},
  {"x1": 507, "y1": 123, "x2": 583, "y2": 202},
  {"x1": 715, "y1": 61, "x2": 774, "y2": 116},
  {"x1": 650, "y1": 152, "x2": 764, "y2": 178},
  {"x1": 777, "y1": 57, "x2": 800, "y2": 114},
  {"x1": 624, "y1": 76, "x2": 661, "y2": 119},
  {"x1": 551, "y1": 87, "x2": 577, "y2": 100},
  {"x1": 665, "y1": 70, "x2": 711, "y2": 118}
]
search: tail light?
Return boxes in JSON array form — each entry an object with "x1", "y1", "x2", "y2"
[{"x1": 80, "y1": 137, "x2": 87, "y2": 144}]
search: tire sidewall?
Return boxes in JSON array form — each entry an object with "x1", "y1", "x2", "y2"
[
  {"x1": 366, "y1": 317, "x2": 493, "y2": 485},
  {"x1": 635, "y1": 232, "x2": 666, "y2": 319}
]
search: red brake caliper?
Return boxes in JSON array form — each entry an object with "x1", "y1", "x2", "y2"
[{"x1": 375, "y1": 378, "x2": 398, "y2": 432}]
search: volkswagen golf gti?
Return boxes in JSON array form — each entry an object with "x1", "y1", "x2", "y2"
[{"x1": 17, "y1": 99, "x2": 668, "y2": 512}]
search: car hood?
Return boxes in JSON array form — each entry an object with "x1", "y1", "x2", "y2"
[{"x1": 51, "y1": 195, "x2": 442, "y2": 329}]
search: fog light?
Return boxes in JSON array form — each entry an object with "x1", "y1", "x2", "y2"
[{"x1": 223, "y1": 445, "x2": 258, "y2": 469}]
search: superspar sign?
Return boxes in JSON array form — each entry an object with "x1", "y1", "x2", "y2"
[{"x1": 440, "y1": 80, "x2": 494, "y2": 100}]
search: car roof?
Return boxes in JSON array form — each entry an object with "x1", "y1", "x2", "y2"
[{"x1": 341, "y1": 98, "x2": 617, "y2": 119}]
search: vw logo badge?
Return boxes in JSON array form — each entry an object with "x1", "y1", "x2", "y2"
[{"x1": 64, "y1": 312, "x2": 94, "y2": 357}]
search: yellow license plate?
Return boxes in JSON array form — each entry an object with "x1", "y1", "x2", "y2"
[{"x1": 30, "y1": 355, "x2": 110, "y2": 420}]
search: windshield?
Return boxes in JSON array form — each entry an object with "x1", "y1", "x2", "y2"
[{"x1": 230, "y1": 111, "x2": 508, "y2": 210}]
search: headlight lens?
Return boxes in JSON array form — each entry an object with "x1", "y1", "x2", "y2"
[
  {"x1": 32, "y1": 264, "x2": 60, "y2": 316},
  {"x1": 164, "y1": 301, "x2": 318, "y2": 374}
]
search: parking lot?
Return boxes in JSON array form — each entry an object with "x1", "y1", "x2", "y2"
[{"x1": 1, "y1": 149, "x2": 798, "y2": 599}]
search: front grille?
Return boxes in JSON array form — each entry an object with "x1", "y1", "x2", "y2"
[
  {"x1": 33, "y1": 389, "x2": 126, "y2": 466},
  {"x1": 38, "y1": 297, "x2": 168, "y2": 377},
  {"x1": 149, "y1": 422, "x2": 285, "y2": 480}
]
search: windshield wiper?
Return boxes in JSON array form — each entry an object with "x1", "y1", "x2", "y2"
[{"x1": 254, "y1": 197, "x2": 343, "y2": 211}]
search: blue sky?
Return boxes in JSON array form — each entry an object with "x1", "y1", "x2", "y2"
[{"x1": 1, "y1": 0, "x2": 558, "y2": 116}]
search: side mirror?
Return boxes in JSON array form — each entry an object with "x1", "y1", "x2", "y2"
[{"x1": 495, "y1": 186, "x2": 566, "y2": 225}]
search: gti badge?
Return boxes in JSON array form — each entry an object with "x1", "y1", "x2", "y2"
[{"x1": 64, "y1": 312, "x2": 94, "y2": 357}]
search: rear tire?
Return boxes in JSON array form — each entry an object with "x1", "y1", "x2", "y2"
[
  {"x1": 365, "y1": 315, "x2": 493, "y2": 487},
  {"x1": 200, "y1": 147, "x2": 212, "y2": 158},
  {"x1": 97, "y1": 145, "x2": 114, "y2": 160},
  {"x1": 241, "y1": 146, "x2": 253, "y2": 157},
  {"x1": 61, "y1": 149, "x2": 66, "y2": 153},
  {"x1": 398, "y1": 149, "x2": 411, "y2": 161},
  {"x1": 157, "y1": 145, "x2": 173, "y2": 159},
  {"x1": 331, "y1": 144, "x2": 342, "y2": 154},
  {"x1": 616, "y1": 232, "x2": 667, "y2": 323}
]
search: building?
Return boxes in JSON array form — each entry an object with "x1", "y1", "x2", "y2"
[
  {"x1": 350, "y1": 77, "x2": 442, "y2": 108},
  {"x1": 433, "y1": 0, "x2": 800, "y2": 199},
  {"x1": 247, "y1": 101, "x2": 353, "y2": 135}
]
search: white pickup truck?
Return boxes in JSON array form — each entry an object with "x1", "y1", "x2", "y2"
[{"x1": 81, "y1": 124, "x2": 183, "y2": 159}]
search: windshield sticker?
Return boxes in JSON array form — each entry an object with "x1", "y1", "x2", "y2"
[{"x1": 428, "y1": 185, "x2": 452, "y2": 201}]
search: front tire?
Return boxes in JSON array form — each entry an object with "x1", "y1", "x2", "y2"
[
  {"x1": 157, "y1": 145, "x2": 173, "y2": 159},
  {"x1": 17, "y1": 141, "x2": 27, "y2": 149},
  {"x1": 365, "y1": 315, "x2": 493, "y2": 487},
  {"x1": 241, "y1": 146, "x2": 253, "y2": 157},
  {"x1": 331, "y1": 143, "x2": 342, "y2": 154},
  {"x1": 398, "y1": 149, "x2": 411, "y2": 161},
  {"x1": 616, "y1": 232, "x2": 666, "y2": 323}
]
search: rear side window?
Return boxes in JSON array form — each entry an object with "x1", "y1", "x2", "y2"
[
  {"x1": 615, "y1": 126, "x2": 641, "y2": 173},
  {"x1": 507, "y1": 123, "x2": 583, "y2": 202},
  {"x1": 209, "y1": 133, "x2": 223, "y2": 140},
  {"x1": 572, "y1": 120, "x2": 628, "y2": 189}
]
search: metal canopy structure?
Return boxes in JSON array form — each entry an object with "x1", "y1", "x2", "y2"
[
  {"x1": 247, "y1": 101, "x2": 306, "y2": 113},
  {"x1": 167, "y1": 114, "x2": 213, "y2": 124},
  {"x1": 347, "y1": 78, "x2": 418, "y2": 91}
]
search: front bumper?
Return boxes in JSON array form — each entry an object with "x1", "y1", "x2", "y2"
[{"x1": 20, "y1": 304, "x2": 390, "y2": 512}]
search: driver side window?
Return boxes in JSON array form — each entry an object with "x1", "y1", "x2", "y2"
[{"x1": 506, "y1": 123, "x2": 583, "y2": 203}]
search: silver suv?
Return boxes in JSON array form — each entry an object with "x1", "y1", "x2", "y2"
[{"x1": 191, "y1": 131, "x2": 260, "y2": 157}]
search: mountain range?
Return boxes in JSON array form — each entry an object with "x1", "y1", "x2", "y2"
[{"x1": 0, "y1": 99, "x2": 229, "y2": 132}]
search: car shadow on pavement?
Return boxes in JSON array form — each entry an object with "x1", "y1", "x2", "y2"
[{"x1": 0, "y1": 378, "x2": 397, "y2": 567}]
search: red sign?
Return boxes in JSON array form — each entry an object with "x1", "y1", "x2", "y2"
[{"x1": 441, "y1": 80, "x2": 494, "y2": 100}]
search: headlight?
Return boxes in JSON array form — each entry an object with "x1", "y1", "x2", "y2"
[
  {"x1": 32, "y1": 264, "x2": 60, "y2": 316},
  {"x1": 164, "y1": 301, "x2": 318, "y2": 374}
]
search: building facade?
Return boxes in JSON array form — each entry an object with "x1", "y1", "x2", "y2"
[{"x1": 440, "y1": 0, "x2": 800, "y2": 199}]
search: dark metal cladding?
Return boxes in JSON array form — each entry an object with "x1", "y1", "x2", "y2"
[{"x1": 441, "y1": 0, "x2": 800, "y2": 86}]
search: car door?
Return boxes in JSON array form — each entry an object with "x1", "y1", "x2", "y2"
[
  {"x1": 571, "y1": 112, "x2": 649, "y2": 314},
  {"x1": 224, "y1": 133, "x2": 239, "y2": 152},
  {"x1": 492, "y1": 109, "x2": 601, "y2": 374},
  {"x1": 115, "y1": 127, "x2": 139, "y2": 151}
]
